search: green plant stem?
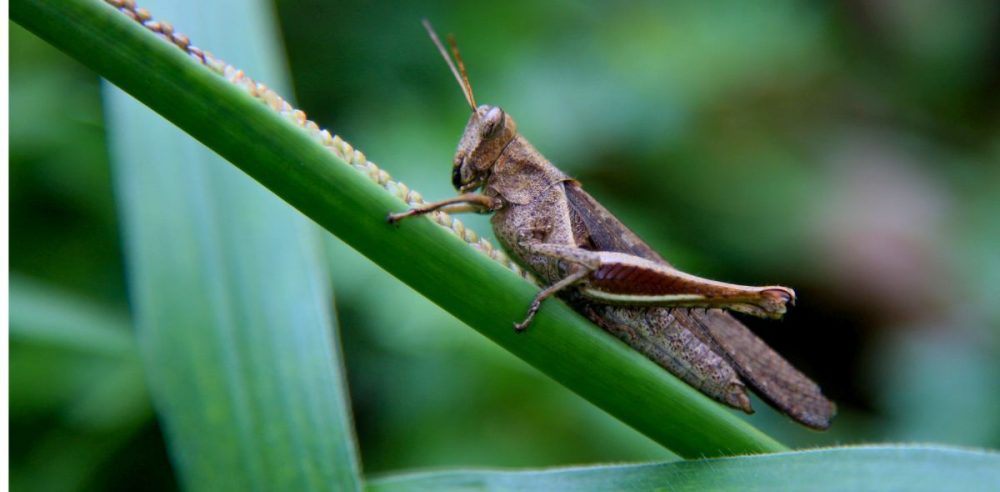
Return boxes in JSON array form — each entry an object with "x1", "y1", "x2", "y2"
[{"x1": 12, "y1": 0, "x2": 786, "y2": 457}]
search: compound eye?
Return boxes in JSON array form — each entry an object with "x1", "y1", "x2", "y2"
[
  {"x1": 451, "y1": 163, "x2": 463, "y2": 189},
  {"x1": 481, "y1": 107, "x2": 505, "y2": 138}
]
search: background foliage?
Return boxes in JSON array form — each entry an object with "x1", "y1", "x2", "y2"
[{"x1": 9, "y1": 0, "x2": 1000, "y2": 489}]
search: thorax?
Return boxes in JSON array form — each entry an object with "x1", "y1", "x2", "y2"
[{"x1": 483, "y1": 136, "x2": 576, "y2": 282}]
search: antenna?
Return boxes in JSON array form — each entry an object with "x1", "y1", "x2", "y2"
[
  {"x1": 422, "y1": 19, "x2": 477, "y2": 111},
  {"x1": 447, "y1": 34, "x2": 477, "y2": 109}
]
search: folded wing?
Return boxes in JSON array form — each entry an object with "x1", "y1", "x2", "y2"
[{"x1": 678, "y1": 309, "x2": 836, "y2": 430}]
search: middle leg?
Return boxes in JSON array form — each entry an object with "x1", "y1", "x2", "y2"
[{"x1": 514, "y1": 266, "x2": 592, "y2": 332}]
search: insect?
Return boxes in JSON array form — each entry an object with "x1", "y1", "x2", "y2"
[{"x1": 388, "y1": 21, "x2": 836, "y2": 430}]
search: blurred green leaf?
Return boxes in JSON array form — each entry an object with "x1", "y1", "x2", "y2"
[
  {"x1": 9, "y1": 276, "x2": 153, "y2": 491},
  {"x1": 368, "y1": 445, "x2": 1000, "y2": 492},
  {"x1": 10, "y1": 274, "x2": 132, "y2": 357},
  {"x1": 100, "y1": 0, "x2": 361, "y2": 490},
  {"x1": 9, "y1": 274, "x2": 144, "y2": 424},
  {"x1": 11, "y1": 0, "x2": 786, "y2": 459}
]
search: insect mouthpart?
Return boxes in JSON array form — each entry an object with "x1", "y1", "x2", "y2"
[{"x1": 456, "y1": 176, "x2": 485, "y2": 193}]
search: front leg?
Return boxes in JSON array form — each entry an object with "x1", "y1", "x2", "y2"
[{"x1": 386, "y1": 193, "x2": 500, "y2": 225}]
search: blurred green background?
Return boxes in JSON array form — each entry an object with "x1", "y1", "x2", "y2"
[{"x1": 9, "y1": 0, "x2": 1000, "y2": 489}]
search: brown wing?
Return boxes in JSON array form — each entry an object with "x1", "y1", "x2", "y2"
[
  {"x1": 677, "y1": 309, "x2": 836, "y2": 430},
  {"x1": 576, "y1": 302, "x2": 754, "y2": 413},
  {"x1": 564, "y1": 180, "x2": 834, "y2": 429},
  {"x1": 564, "y1": 181, "x2": 667, "y2": 264}
]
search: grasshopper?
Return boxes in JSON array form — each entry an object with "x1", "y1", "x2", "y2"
[{"x1": 388, "y1": 21, "x2": 835, "y2": 430}]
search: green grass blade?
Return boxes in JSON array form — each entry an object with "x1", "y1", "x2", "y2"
[
  {"x1": 11, "y1": 0, "x2": 784, "y2": 457},
  {"x1": 9, "y1": 276, "x2": 153, "y2": 491},
  {"x1": 9, "y1": 274, "x2": 133, "y2": 357},
  {"x1": 367, "y1": 445, "x2": 1000, "y2": 492},
  {"x1": 9, "y1": 275, "x2": 145, "y2": 425},
  {"x1": 65, "y1": 0, "x2": 363, "y2": 489}
]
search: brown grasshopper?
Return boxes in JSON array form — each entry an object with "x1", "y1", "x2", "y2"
[{"x1": 388, "y1": 21, "x2": 835, "y2": 430}]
